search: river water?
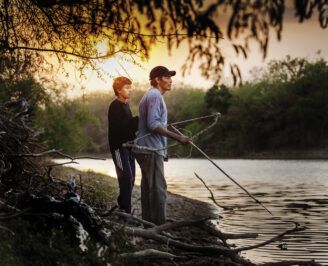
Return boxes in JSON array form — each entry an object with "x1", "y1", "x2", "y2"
[{"x1": 55, "y1": 158, "x2": 328, "y2": 264}]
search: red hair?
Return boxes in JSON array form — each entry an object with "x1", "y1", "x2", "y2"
[{"x1": 112, "y1": 76, "x2": 132, "y2": 96}]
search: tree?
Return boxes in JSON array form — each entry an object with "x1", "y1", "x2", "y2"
[
  {"x1": 0, "y1": 77, "x2": 49, "y2": 106},
  {"x1": 203, "y1": 56, "x2": 328, "y2": 155},
  {"x1": 0, "y1": 0, "x2": 326, "y2": 84},
  {"x1": 205, "y1": 84, "x2": 232, "y2": 114},
  {"x1": 262, "y1": 55, "x2": 309, "y2": 83},
  {"x1": 35, "y1": 101, "x2": 99, "y2": 153}
]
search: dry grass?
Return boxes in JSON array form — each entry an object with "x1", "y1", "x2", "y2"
[{"x1": 51, "y1": 166, "x2": 119, "y2": 211}]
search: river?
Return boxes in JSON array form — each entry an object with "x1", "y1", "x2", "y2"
[{"x1": 54, "y1": 158, "x2": 328, "y2": 264}]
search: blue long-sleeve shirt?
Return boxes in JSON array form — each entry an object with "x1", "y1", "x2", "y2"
[{"x1": 133, "y1": 88, "x2": 167, "y2": 157}]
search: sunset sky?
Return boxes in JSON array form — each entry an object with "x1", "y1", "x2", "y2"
[{"x1": 56, "y1": 9, "x2": 328, "y2": 96}]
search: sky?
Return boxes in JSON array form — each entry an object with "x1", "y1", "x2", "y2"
[{"x1": 55, "y1": 7, "x2": 328, "y2": 97}]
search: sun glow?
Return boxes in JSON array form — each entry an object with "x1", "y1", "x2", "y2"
[
  {"x1": 52, "y1": 14, "x2": 328, "y2": 99},
  {"x1": 56, "y1": 39, "x2": 193, "y2": 97}
]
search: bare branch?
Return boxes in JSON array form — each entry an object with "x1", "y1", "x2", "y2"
[
  {"x1": 109, "y1": 210, "x2": 156, "y2": 228},
  {"x1": 0, "y1": 200, "x2": 21, "y2": 212},
  {"x1": 194, "y1": 172, "x2": 230, "y2": 210},
  {"x1": 197, "y1": 223, "x2": 258, "y2": 240},
  {"x1": 17, "y1": 148, "x2": 106, "y2": 161},
  {"x1": 0, "y1": 224, "x2": 15, "y2": 235},
  {"x1": 8, "y1": 45, "x2": 120, "y2": 60},
  {"x1": 259, "y1": 260, "x2": 321, "y2": 266},
  {"x1": 0, "y1": 208, "x2": 32, "y2": 219},
  {"x1": 118, "y1": 249, "x2": 186, "y2": 260},
  {"x1": 234, "y1": 222, "x2": 306, "y2": 252},
  {"x1": 153, "y1": 217, "x2": 215, "y2": 233}
]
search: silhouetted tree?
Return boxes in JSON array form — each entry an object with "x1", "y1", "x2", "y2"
[
  {"x1": 0, "y1": 0, "x2": 326, "y2": 83},
  {"x1": 205, "y1": 84, "x2": 232, "y2": 114}
]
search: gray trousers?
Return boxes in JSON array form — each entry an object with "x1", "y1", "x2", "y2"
[{"x1": 135, "y1": 153, "x2": 167, "y2": 225}]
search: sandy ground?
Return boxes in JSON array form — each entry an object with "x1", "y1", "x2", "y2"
[{"x1": 130, "y1": 184, "x2": 219, "y2": 222}]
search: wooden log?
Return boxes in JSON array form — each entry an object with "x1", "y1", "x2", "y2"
[{"x1": 118, "y1": 248, "x2": 186, "y2": 260}]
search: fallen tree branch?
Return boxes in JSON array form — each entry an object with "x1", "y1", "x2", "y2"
[
  {"x1": 259, "y1": 259, "x2": 321, "y2": 266},
  {"x1": 234, "y1": 222, "x2": 306, "y2": 252},
  {"x1": 197, "y1": 223, "x2": 258, "y2": 240},
  {"x1": 107, "y1": 210, "x2": 156, "y2": 228},
  {"x1": 46, "y1": 161, "x2": 79, "y2": 167},
  {"x1": 17, "y1": 149, "x2": 106, "y2": 161},
  {"x1": 0, "y1": 224, "x2": 15, "y2": 235},
  {"x1": 0, "y1": 207, "x2": 32, "y2": 219},
  {"x1": 118, "y1": 248, "x2": 186, "y2": 260},
  {"x1": 121, "y1": 225, "x2": 237, "y2": 256},
  {"x1": 194, "y1": 172, "x2": 231, "y2": 210},
  {"x1": 153, "y1": 217, "x2": 215, "y2": 233},
  {"x1": 115, "y1": 220, "x2": 308, "y2": 257},
  {"x1": 0, "y1": 200, "x2": 21, "y2": 212},
  {"x1": 106, "y1": 211, "x2": 304, "y2": 257}
]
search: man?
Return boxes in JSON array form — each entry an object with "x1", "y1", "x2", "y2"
[
  {"x1": 134, "y1": 66, "x2": 191, "y2": 225},
  {"x1": 108, "y1": 76, "x2": 138, "y2": 213}
]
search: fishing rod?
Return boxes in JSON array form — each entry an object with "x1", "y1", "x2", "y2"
[
  {"x1": 123, "y1": 112, "x2": 220, "y2": 149},
  {"x1": 171, "y1": 125, "x2": 273, "y2": 216},
  {"x1": 170, "y1": 113, "x2": 221, "y2": 126}
]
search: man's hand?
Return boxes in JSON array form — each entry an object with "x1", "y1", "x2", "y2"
[
  {"x1": 154, "y1": 126, "x2": 192, "y2": 144},
  {"x1": 178, "y1": 135, "x2": 192, "y2": 144}
]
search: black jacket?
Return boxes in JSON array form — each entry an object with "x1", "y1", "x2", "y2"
[{"x1": 108, "y1": 99, "x2": 138, "y2": 152}]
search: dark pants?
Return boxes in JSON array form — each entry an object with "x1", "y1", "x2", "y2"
[
  {"x1": 135, "y1": 153, "x2": 167, "y2": 225},
  {"x1": 112, "y1": 147, "x2": 135, "y2": 213}
]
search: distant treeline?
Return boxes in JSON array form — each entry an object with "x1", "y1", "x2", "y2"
[{"x1": 1, "y1": 56, "x2": 327, "y2": 157}]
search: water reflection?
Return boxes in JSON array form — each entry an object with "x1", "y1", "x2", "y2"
[{"x1": 55, "y1": 158, "x2": 328, "y2": 264}]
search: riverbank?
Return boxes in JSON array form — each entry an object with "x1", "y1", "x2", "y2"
[
  {"x1": 54, "y1": 167, "x2": 256, "y2": 265},
  {"x1": 54, "y1": 166, "x2": 220, "y2": 219}
]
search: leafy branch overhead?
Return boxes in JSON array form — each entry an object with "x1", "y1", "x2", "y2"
[{"x1": 0, "y1": 0, "x2": 326, "y2": 83}]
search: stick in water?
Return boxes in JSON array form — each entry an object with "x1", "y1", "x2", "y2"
[
  {"x1": 171, "y1": 125, "x2": 273, "y2": 216},
  {"x1": 194, "y1": 172, "x2": 231, "y2": 210}
]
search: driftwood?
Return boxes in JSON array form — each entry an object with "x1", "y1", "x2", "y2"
[
  {"x1": 106, "y1": 213, "x2": 305, "y2": 257},
  {"x1": 0, "y1": 223, "x2": 15, "y2": 235},
  {"x1": 118, "y1": 249, "x2": 186, "y2": 260},
  {"x1": 259, "y1": 260, "x2": 320, "y2": 266},
  {"x1": 194, "y1": 172, "x2": 231, "y2": 210}
]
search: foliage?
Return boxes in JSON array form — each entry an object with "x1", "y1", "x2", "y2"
[
  {"x1": 204, "y1": 57, "x2": 328, "y2": 156},
  {"x1": 0, "y1": 77, "x2": 50, "y2": 107},
  {"x1": 34, "y1": 101, "x2": 99, "y2": 154},
  {"x1": 0, "y1": 48, "x2": 98, "y2": 154},
  {"x1": 165, "y1": 87, "x2": 208, "y2": 156},
  {"x1": 0, "y1": 1, "x2": 326, "y2": 83},
  {"x1": 205, "y1": 84, "x2": 232, "y2": 115},
  {"x1": 0, "y1": 53, "x2": 54, "y2": 106}
]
